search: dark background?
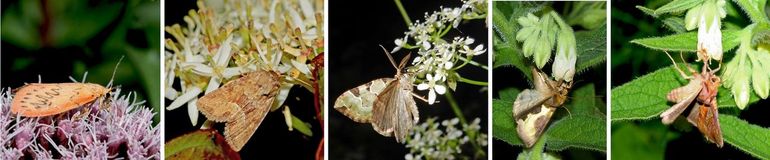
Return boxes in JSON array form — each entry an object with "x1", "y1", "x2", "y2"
[
  {"x1": 163, "y1": 1, "x2": 322, "y2": 159},
  {"x1": 491, "y1": 1, "x2": 607, "y2": 159},
  {"x1": 329, "y1": 0, "x2": 488, "y2": 159},
  {"x1": 611, "y1": 0, "x2": 770, "y2": 159},
  {"x1": 1, "y1": 0, "x2": 160, "y2": 122}
]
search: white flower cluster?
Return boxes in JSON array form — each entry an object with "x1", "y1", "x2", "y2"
[
  {"x1": 404, "y1": 118, "x2": 487, "y2": 160},
  {"x1": 164, "y1": 0, "x2": 323, "y2": 126},
  {"x1": 393, "y1": 0, "x2": 486, "y2": 105}
]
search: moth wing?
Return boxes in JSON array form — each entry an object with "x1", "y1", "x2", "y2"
[
  {"x1": 392, "y1": 79, "x2": 418, "y2": 143},
  {"x1": 512, "y1": 89, "x2": 551, "y2": 119},
  {"x1": 687, "y1": 101, "x2": 723, "y2": 147},
  {"x1": 334, "y1": 78, "x2": 393, "y2": 123},
  {"x1": 516, "y1": 105, "x2": 556, "y2": 148},
  {"x1": 371, "y1": 78, "x2": 411, "y2": 139},
  {"x1": 223, "y1": 70, "x2": 280, "y2": 151},
  {"x1": 12, "y1": 83, "x2": 108, "y2": 117},
  {"x1": 660, "y1": 81, "x2": 701, "y2": 124},
  {"x1": 197, "y1": 78, "x2": 245, "y2": 122}
]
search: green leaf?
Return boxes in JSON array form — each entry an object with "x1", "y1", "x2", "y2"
[
  {"x1": 492, "y1": 88, "x2": 522, "y2": 145},
  {"x1": 567, "y1": 83, "x2": 604, "y2": 116},
  {"x1": 575, "y1": 25, "x2": 607, "y2": 74},
  {"x1": 661, "y1": 17, "x2": 688, "y2": 33},
  {"x1": 611, "y1": 122, "x2": 678, "y2": 160},
  {"x1": 733, "y1": 0, "x2": 769, "y2": 23},
  {"x1": 630, "y1": 30, "x2": 741, "y2": 52},
  {"x1": 493, "y1": 86, "x2": 606, "y2": 151},
  {"x1": 165, "y1": 130, "x2": 240, "y2": 159},
  {"x1": 654, "y1": 0, "x2": 703, "y2": 15},
  {"x1": 544, "y1": 115, "x2": 606, "y2": 151},
  {"x1": 494, "y1": 38, "x2": 532, "y2": 80},
  {"x1": 721, "y1": 115, "x2": 770, "y2": 159},
  {"x1": 611, "y1": 64, "x2": 760, "y2": 121},
  {"x1": 636, "y1": 5, "x2": 659, "y2": 17},
  {"x1": 291, "y1": 114, "x2": 314, "y2": 137}
]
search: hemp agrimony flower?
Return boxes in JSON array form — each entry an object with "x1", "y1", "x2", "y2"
[{"x1": 0, "y1": 88, "x2": 160, "y2": 159}]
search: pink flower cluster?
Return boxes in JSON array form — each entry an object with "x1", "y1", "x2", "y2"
[{"x1": 0, "y1": 88, "x2": 160, "y2": 159}]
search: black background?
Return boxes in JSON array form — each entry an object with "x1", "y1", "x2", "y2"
[{"x1": 329, "y1": 0, "x2": 488, "y2": 159}]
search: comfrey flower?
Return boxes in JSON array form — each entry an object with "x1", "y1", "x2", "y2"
[
  {"x1": 165, "y1": 0, "x2": 324, "y2": 126},
  {"x1": 0, "y1": 88, "x2": 160, "y2": 159},
  {"x1": 721, "y1": 24, "x2": 770, "y2": 109},
  {"x1": 405, "y1": 117, "x2": 487, "y2": 160},
  {"x1": 392, "y1": 0, "x2": 486, "y2": 105},
  {"x1": 685, "y1": 0, "x2": 726, "y2": 61}
]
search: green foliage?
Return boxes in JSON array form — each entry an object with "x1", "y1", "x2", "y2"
[
  {"x1": 493, "y1": 2, "x2": 607, "y2": 156},
  {"x1": 630, "y1": 30, "x2": 741, "y2": 52},
  {"x1": 494, "y1": 85, "x2": 606, "y2": 152},
  {"x1": 611, "y1": 64, "x2": 761, "y2": 120},
  {"x1": 165, "y1": 130, "x2": 240, "y2": 159}
]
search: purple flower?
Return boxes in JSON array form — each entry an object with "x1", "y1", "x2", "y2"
[{"x1": 0, "y1": 88, "x2": 160, "y2": 159}]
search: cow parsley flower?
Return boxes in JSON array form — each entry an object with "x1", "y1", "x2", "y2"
[{"x1": 405, "y1": 117, "x2": 486, "y2": 160}]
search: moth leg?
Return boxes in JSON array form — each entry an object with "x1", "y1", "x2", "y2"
[
  {"x1": 664, "y1": 51, "x2": 692, "y2": 79},
  {"x1": 410, "y1": 92, "x2": 430, "y2": 103}
]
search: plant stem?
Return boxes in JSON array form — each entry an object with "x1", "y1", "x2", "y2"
[
  {"x1": 394, "y1": 0, "x2": 412, "y2": 27},
  {"x1": 457, "y1": 75, "x2": 488, "y2": 86},
  {"x1": 444, "y1": 91, "x2": 467, "y2": 125},
  {"x1": 444, "y1": 91, "x2": 486, "y2": 157},
  {"x1": 457, "y1": 56, "x2": 488, "y2": 70}
]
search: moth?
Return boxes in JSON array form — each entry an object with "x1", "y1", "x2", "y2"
[
  {"x1": 660, "y1": 52, "x2": 723, "y2": 147},
  {"x1": 334, "y1": 46, "x2": 425, "y2": 143},
  {"x1": 11, "y1": 83, "x2": 110, "y2": 117},
  {"x1": 512, "y1": 67, "x2": 572, "y2": 148},
  {"x1": 197, "y1": 70, "x2": 281, "y2": 151}
]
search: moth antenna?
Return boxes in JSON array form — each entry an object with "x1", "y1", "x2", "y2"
[
  {"x1": 399, "y1": 53, "x2": 411, "y2": 70},
  {"x1": 379, "y1": 45, "x2": 399, "y2": 72},
  {"x1": 38, "y1": 75, "x2": 42, "y2": 83},
  {"x1": 81, "y1": 72, "x2": 89, "y2": 83},
  {"x1": 107, "y1": 56, "x2": 125, "y2": 88},
  {"x1": 711, "y1": 59, "x2": 722, "y2": 73},
  {"x1": 679, "y1": 52, "x2": 697, "y2": 74},
  {"x1": 663, "y1": 51, "x2": 691, "y2": 79},
  {"x1": 563, "y1": 106, "x2": 573, "y2": 119}
]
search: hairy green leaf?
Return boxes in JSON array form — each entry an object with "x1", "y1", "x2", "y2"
[
  {"x1": 721, "y1": 115, "x2": 770, "y2": 159},
  {"x1": 630, "y1": 30, "x2": 741, "y2": 52},
  {"x1": 165, "y1": 130, "x2": 240, "y2": 159},
  {"x1": 654, "y1": 0, "x2": 703, "y2": 15},
  {"x1": 733, "y1": 0, "x2": 769, "y2": 23},
  {"x1": 493, "y1": 88, "x2": 522, "y2": 145},
  {"x1": 494, "y1": 85, "x2": 606, "y2": 151},
  {"x1": 575, "y1": 26, "x2": 607, "y2": 74},
  {"x1": 611, "y1": 64, "x2": 760, "y2": 121}
]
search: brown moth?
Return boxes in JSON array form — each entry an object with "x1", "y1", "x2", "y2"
[
  {"x1": 512, "y1": 67, "x2": 572, "y2": 148},
  {"x1": 197, "y1": 70, "x2": 281, "y2": 151},
  {"x1": 660, "y1": 51, "x2": 723, "y2": 147},
  {"x1": 334, "y1": 46, "x2": 425, "y2": 143}
]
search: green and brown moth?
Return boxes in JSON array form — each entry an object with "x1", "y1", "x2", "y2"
[
  {"x1": 513, "y1": 67, "x2": 572, "y2": 148},
  {"x1": 334, "y1": 46, "x2": 427, "y2": 143}
]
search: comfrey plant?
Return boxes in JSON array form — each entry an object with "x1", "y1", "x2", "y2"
[
  {"x1": 0, "y1": 88, "x2": 160, "y2": 159},
  {"x1": 391, "y1": 0, "x2": 488, "y2": 159}
]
